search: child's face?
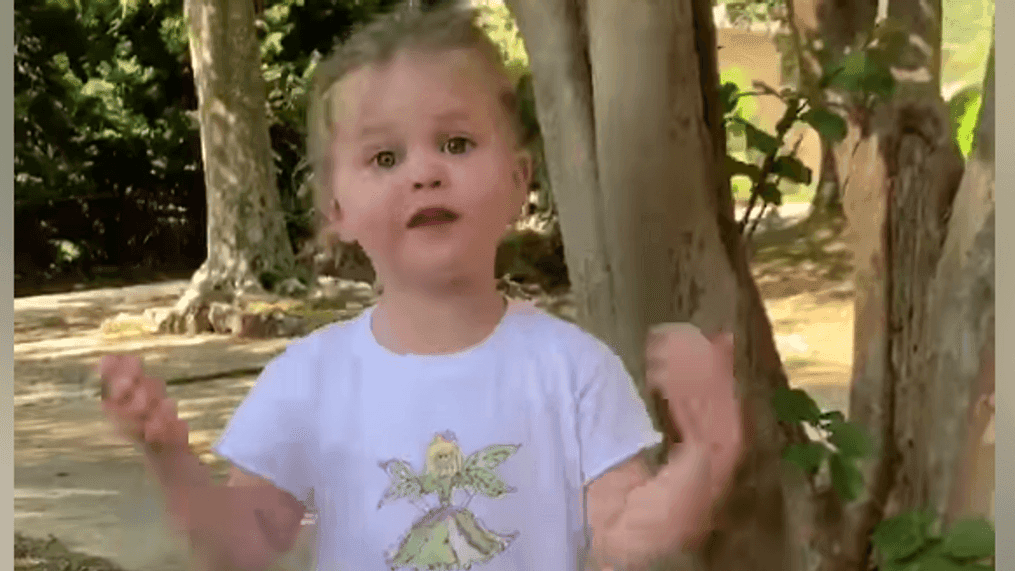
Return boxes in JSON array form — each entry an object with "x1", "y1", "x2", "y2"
[{"x1": 325, "y1": 48, "x2": 531, "y2": 290}]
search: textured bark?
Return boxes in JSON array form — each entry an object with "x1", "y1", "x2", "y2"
[
  {"x1": 829, "y1": 1, "x2": 988, "y2": 570},
  {"x1": 925, "y1": 40, "x2": 995, "y2": 527},
  {"x1": 180, "y1": 0, "x2": 297, "y2": 318},
  {"x1": 503, "y1": 0, "x2": 622, "y2": 354},
  {"x1": 808, "y1": 138, "x2": 842, "y2": 218},
  {"x1": 507, "y1": 0, "x2": 806, "y2": 569},
  {"x1": 785, "y1": 0, "x2": 863, "y2": 221}
]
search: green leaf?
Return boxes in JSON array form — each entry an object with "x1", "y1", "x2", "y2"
[
  {"x1": 883, "y1": 562, "x2": 926, "y2": 571},
  {"x1": 948, "y1": 87, "x2": 983, "y2": 159},
  {"x1": 742, "y1": 120, "x2": 781, "y2": 155},
  {"x1": 783, "y1": 442, "x2": 829, "y2": 475},
  {"x1": 772, "y1": 155, "x2": 812, "y2": 184},
  {"x1": 940, "y1": 518, "x2": 994, "y2": 560},
  {"x1": 827, "y1": 421, "x2": 875, "y2": 458},
  {"x1": 860, "y1": 51, "x2": 896, "y2": 100},
  {"x1": 828, "y1": 51, "x2": 867, "y2": 92},
  {"x1": 726, "y1": 119, "x2": 747, "y2": 137},
  {"x1": 720, "y1": 81, "x2": 740, "y2": 116},
  {"x1": 829, "y1": 453, "x2": 865, "y2": 502},
  {"x1": 465, "y1": 465, "x2": 515, "y2": 499},
  {"x1": 872, "y1": 17, "x2": 912, "y2": 63},
  {"x1": 915, "y1": 555, "x2": 968, "y2": 571},
  {"x1": 800, "y1": 107, "x2": 848, "y2": 143},
  {"x1": 872, "y1": 510, "x2": 934, "y2": 562},
  {"x1": 725, "y1": 155, "x2": 762, "y2": 182},
  {"x1": 819, "y1": 410, "x2": 846, "y2": 424},
  {"x1": 771, "y1": 387, "x2": 822, "y2": 424},
  {"x1": 758, "y1": 182, "x2": 783, "y2": 206}
]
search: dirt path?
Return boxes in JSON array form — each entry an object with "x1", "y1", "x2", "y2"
[
  {"x1": 14, "y1": 282, "x2": 311, "y2": 571},
  {"x1": 14, "y1": 239, "x2": 855, "y2": 571}
]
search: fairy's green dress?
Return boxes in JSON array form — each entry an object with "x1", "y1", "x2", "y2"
[
  {"x1": 385, "y1": 472, "x2": 517, "y2": 571},
  {"x1": 379, "y1": 437, "x2": 521, "y2": 571}
]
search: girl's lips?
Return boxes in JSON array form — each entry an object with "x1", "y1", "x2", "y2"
[{"x1": 407, "y1": 207, "x2": 460, "y2": 228}]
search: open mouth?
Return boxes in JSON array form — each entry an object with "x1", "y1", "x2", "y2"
[{"x1": 407, "y1": 207, "x2": 460, "y2": 228}]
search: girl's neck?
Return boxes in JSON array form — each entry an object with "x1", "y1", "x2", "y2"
[{"x1": 371, "y1": 276, "x2": 507, "y2": 356}]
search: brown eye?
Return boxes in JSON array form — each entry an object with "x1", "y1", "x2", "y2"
[
  {"x1": 373, "y1": 151, "x2": 397, "y2": 168},
  {"x1": 443, "y1": 137, "x2": 473, "y2": 155}
]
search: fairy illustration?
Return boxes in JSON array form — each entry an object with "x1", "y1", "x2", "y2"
[{"x1": 377, "y1": 431, "x2": 521, "y2": 571}]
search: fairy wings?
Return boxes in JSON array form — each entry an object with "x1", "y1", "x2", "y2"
[{"x1": 378, "y1": 444, "x2": 521, "y2": 509}]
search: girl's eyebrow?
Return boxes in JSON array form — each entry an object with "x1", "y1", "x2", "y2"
[
  {"x1": 434, "y1": 110, "x2": 471, "y2": 123},
  {"x1": 356, "y1": 123, "x2": 396, "y2": 140},
  {"x1": 355, "y1": 110, "x2": 473, "y2": 139}
]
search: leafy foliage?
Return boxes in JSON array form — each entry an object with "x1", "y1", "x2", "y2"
[
  {"x1": 719, "y1": 77, "x2": 847, "y2": 235},
  {"x1": 772, "y1": 383, "x2": 995, "y2": 569},
  {"x1": 14, "y1": 0, "x2": 397, "y2": 283},
  {"x1": 948, "y1": 86, "x2": 984, "y2": 159},
  {"x1": 718, "y1": 17, "x2": 923, "y2": 235},
  {"x1": 771, "y1": 386, "x2": 874, "y2": 502},
  {"x1": 872, "y1": 512, "x2": 995, "y2": 570}
]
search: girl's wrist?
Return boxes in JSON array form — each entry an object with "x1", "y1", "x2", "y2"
[{"x1": 144, "y1": 444, "x2": 211, "y2": 491}]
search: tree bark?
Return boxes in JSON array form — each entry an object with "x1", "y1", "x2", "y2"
[
  {"x1": 179, "y1": 0, "x2": 297, "y2": 321},
  {"x1": 808, "y1": 137, "x2": 841, "y2": 218},
  {"x1": 503, "y1": 0, "x2": 994, "y2": 569},
  {"x1": 827, "y1": 0, "x2": 987, "y2": 569},
  {"x1": 787, "y1": 0, "x2": 877, "y2": 222},
  {"x1": 507, "y1": 0, "x2": 809, "y2": 569},
  {"x1": 924, "y1": 36, "x2": 995, "y2": 528}
]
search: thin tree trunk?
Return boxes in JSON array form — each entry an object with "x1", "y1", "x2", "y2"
[
  {"x1": 829, "y1": 0, "x2": 974, "y2": 568},
  {"x1": 179, "y1": 0, "x2": 296, "y2": 323},
  {"x1": 808, "y1": 138, "x2": 841, "y2": 218},
  {"x1": 507, "y1": 0, "x2": 808, "y2": 569},
  {"x1": 785, "y1": 0, "x2": 859, "y2": 221},
  {"x1": 925, "y1": 37, "x2": 995, "y2": 528}
]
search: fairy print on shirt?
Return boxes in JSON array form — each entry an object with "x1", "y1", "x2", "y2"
[{"x1": 377, "y1": 431, "x2": 521, "y2": 570}]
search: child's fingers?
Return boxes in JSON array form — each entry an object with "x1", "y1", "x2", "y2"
[
  {"x1": 103, "y1": 371, "x2": 140, "y2": 408},
  {"x1": 144, "y1": 406, "x2": 169, "y2": 445},
  {"x1": 98, "y1": 354, "x2": 143, "y2": 382},
  {"x1": 99, "y1": 355, "x2": 143, "y2": 398},
  {"x1": 672, "y1": 397, "x2": 708, "y2": 446},
  {"x1": 124, "y1": 382, "x2": 158, "y2": 423},
  {"x1": 145, "y1": 399, "x2": 186, "y2": 448}
]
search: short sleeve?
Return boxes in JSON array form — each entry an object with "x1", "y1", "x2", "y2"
[
  {"x1": 213, "y1": 347, "x2": 318, "y2": 505},
  {"x1": 577, "y1": 347, "x2": 664, "y2": 486}
]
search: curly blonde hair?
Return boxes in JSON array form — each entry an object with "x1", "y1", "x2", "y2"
[{"x1": 306, "y1": 1, "x2": 524, "y2": 241}]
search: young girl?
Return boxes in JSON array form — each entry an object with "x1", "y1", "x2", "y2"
[{"x1": 100, "y1": 4, "x2": 743, "y2": 570}]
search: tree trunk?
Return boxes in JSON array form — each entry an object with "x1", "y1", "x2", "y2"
[
  {"x1": 827, "y1": 1, "x2": 988, "y2": 569},
  {"x1": 922, "y1": 36, "x2": 994, "y2": 528},
  {"x1": 808, "y1": 137, "x2": 841, "y2": 218},
  {"x1": 178, "y1": 0, "x2": 297, "y2": 323},
  {"x1": 506, "y1": 0, "x2": 810, "y2": 569},
  {"x1": 787, "y1": 0, "x2": 877, "y2": 222}
]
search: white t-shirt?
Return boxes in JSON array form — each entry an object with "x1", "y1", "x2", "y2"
[{"x1": 214, "y1": 300, "x2": 662, "y2": 571}]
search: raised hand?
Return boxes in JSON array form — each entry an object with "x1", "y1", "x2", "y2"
[
  {"x1": 99, "y1": 354, "x2": 190, "y2": 457},
  {"x1": 645, "y1": 324, "x2": 743, "y2": 503}
]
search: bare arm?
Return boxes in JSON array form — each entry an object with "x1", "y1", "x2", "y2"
[
  {"x1": 100, "y1": 354, "x2": 307, "y2": 571},
  {"x1": 584, "y1": 325, "x2": 743, "y2": 570},
  {"x1": 586, "y1": 447, "x2": 717, "y2": 571},
  {"x1": 157, "y1": 454, "x2": 306, "y2": 571}
]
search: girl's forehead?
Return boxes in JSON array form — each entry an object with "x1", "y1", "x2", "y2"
[{"x1": 330, "y1": 49, "x2": 507, "y2": 133}]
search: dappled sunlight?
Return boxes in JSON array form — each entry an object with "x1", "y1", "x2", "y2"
[{"x1": 751, "y1": 213, "x2": 856, "y2": 418}]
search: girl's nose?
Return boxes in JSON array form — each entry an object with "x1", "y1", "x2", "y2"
[
  {"x1": 413, "y1": 178, "x2": 442, "y2": 189},
  {"x1": 408, "y1": 149, "x2": 447, "y2": 190}
]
